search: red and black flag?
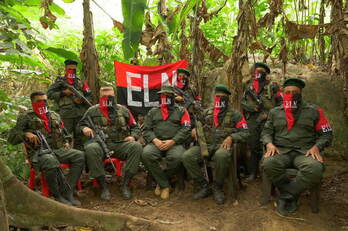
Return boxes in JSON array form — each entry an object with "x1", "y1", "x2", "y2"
[{"x1": 114, "y1": 60, "x2": 188, "y2": 116}]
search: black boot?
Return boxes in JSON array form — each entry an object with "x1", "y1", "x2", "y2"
[
  {"x1": 212, "y1": 182, "x2": 225, "y2": 205},
  {"x1": 275, "y1": 198, "x2": 289, "y2": 216},
  {"x1": 287, "y1": 199, "x2": 298, "y2": 213},
  {"x1": 245, "y1": 173, "x2": 256, "y2": 182},
  {"x1": 192, "y1": 180, "x2": 211, "y2": 200},
  {"x1": 96, "y1": 175, "x2": 111, "y2": 200},
  {"x1": 66, "y1": 165, "x2": 83, "y2": 206},
  {"x1": 121, "y1": 173, "x2": 133, "y2": 200},
  {"x1": 281, "y1": 180, "x2": 303, "y2": 213},
  {"x1": 45, "y1": 168, "x2": 72, "y2": 205}
]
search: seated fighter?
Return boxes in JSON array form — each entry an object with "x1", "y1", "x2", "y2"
[
  {"x1": 8, "y1": 91, "x2": 85, "y2": 206},
  {"x1": 183, "y1": 84, "x2": 249, "y2": 205},
  {"x1": 261, "y1": 78, "x2": 333, "y2": 216},
  {"x1": 141, "y1": 85, "x2": 191, "y2": 200},
  {"x1": 79, "y1": 86, "x2": 142, "y2": 200}
]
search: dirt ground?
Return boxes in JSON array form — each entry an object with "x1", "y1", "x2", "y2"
[{"x1": 76, "y1": 157, "x2": 348, "y2": 231}]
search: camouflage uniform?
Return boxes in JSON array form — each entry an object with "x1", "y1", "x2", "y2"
[
  {"x1": 241, "y1": 80, "x2": 279, "y2": 177},
  {"x1": 8, "y1": 110, "x2": 85, "y2": 205},
  {"x1": 183, "y1": 107, "x2": 249, "y2": 199},
  {"x1": 47, "y1": 76, "x2": 92, "y2": 150},
  {"x1": 78, "y1": 104, "x2": 142, "y2": 179}
]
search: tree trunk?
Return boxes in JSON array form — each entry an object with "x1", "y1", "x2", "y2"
[
  {"x1": 338, "y1": 2, "x2": 348, "y2": 117},
  {"x1": 0, "y1": 159, "x2": 156, "y2": 231},
  {"x1": 228, "y1": 0, "x2": 252, "y2": 110},
  {"x1": 0, "y1": 180, "x2": 9, "y2": 231},
  {"x1": 80, "y1": 0, "x2": 100, "y2": 102},
  {"x1": 318, "y1": 0, "x2": 326, "y2": 64}
]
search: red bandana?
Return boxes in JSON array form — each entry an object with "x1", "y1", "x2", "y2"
[
  {"x1": 32, "y1": 102, "x2": 51, "y2": 133},
  {"x1": 252, "y1": 71, "x2": 262, "y2": 94},
  {"x1": 65, "y1": 69, "x2": 75, "y2": 86},
  {"x1": 99, "y1": 97, "x2": 112, "y2": 124},
  {"x1": 176, "y1": 75, "x2": 186, "y2": 89},
  {"x1": 213, "y1": 96, "x2": 228, "y2": 127},
  {"x1": 160, "y1": 95, "x2": 171, "y2": 120},
  {"x1": 283, "y1": 93, "x2": 298, "y2": 130}
]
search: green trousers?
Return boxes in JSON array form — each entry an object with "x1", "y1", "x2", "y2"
[
  {"x1": 84, "y1": 141, "x2": 142, "y2": 178},
  {"x1": 245, "y1": 113, "x2": 264, "y2": 175},
  {"x1": 61, "y1": 116, "x2": 85, "y2": 151},
  {"x1": 262, "y1": 151, "x2": 324, "y2": 192},
  {"x1": 182, "y1": 145, "x2": 231, "y2": 185},
  {"x1": 141, "y1": 143, "x2": 185, "y2": 188},
  {"x1": 32, "y1": 148, "x2": 85, "y2": 189}
]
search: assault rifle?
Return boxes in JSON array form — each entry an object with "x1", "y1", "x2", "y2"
[
  {"x1": 32, "y1": 130, "x2": 71, "y2": 192},
  {"x1": 174, "y1": 86, "x2": 209, "y2": 182},
  {"x1": 56, "y1": 79, "x2": 93, "y2": 107},
  {"x1": 85, "y1": 116, "x2": 117, "y2": 173}
]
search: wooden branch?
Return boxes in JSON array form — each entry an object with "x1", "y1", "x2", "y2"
[
  {"x1": 0, "y1": 159, "x2": 156, "y2": 231},
  {"x1": 0, "y1": 180, "x2": 9, "y2": 231}
]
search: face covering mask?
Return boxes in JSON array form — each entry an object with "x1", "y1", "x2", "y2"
[
  {"x1": 252, "y1": 71, "x2": 267, "y2": 95},
  {"x1": 99, "y1": 96, "x2": 116, "y2": 124},
  {"x1": 65, "y1": 69, "x2": 76, "y2": 86},
  {"x1": 32, "y1": 101, "x2": 51, "y2": 133},
  {"x1": 283, "y1": 93, "x2": 302, "y2": 130},
  {"x1": 176, "y1": 75, "x2": 188, "y2": 90},
  {"x1": 160, "y1": 95, "x2": 175, "y2": 120},
  {"x1": 213, "y1": 96, "x2": 229, "y2": 126}
]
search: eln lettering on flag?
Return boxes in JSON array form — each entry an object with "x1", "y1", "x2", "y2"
[{"x1": 114, "y1": 60, "x2": 188, "y2": 116}]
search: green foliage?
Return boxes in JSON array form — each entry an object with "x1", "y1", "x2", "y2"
[
  {"x1": 0, "y1": 90, "x2": 31, "y2": 180},
  {"x1": 121, "y1": 0, "x2": 147, "y2": 61}
]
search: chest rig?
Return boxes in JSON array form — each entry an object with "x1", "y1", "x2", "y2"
[{"x1": 203, "y1": 108, "x2": 237, "y2": 145}]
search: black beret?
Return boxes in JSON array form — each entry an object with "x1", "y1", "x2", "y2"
[
  {"x1": 254, "y1": 62, "x2": 270, "y2": 74},
  {"x1": 64, "y1": 59, "x2": 78, "y2": 66},
  {"x1": 177, "y1": 68, "x2": 190, "y2": 76},
  {"x1": 283, "y1": 78, "x2": 306, "y2": 89},
  {"x1": 215, "y1": 84, "x2": 231, "y2": 95}
]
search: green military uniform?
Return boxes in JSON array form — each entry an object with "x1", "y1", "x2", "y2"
[
  {"x1": 261, "y1": 78, "x2": 333, "y2": 215},
  {"x1": 79, "y1": 104, "x2": 142, "y2": 179},
  {"x1": 141, "y1": 99, "x2": 191, "y2": 189},
  {"x1": 261, "y1": 102, "x2": 333, "y2": 189},
  {"x1": 8, "y1": 110, "x2": 85, "y2": 205},
  {"x1": 241, "y1": 63, "x2": 279, "y2": 178},
  {"x1": 47, "y1": 76, "x2": 92, "y2": 150},
  {"x1": 183, "y1": 106, "x2": 249, "y2": 202}
]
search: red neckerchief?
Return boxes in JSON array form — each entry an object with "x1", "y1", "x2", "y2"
[
  {"x1": 283, "y1": 93, "x2": 297, "y2": 130},
  {"x1": 65, "y1": 69, "x2": 75, "y2": 86},
  {"x1": 252, "y1": 71, "x2": 261, "y2": 94},
  {"x1": 213, "y1": 96, "x2": 222, "y2": 126},
  {"x1": 82, "y1": 80, "x2": 90, "y2": 93},
  {"x1": 176, "y1": 75, "x2": 186, "y2": 89},
  {"x1": 32, "y1": 102, "x2": 51, "y2": 133},
  {"x1": 160, "y1": 95, "x2": 171, "y2": 120},
  {"x1": 99, "y1": 97, "x2": 112, "y2": 124}
]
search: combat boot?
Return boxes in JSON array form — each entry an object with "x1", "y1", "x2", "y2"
[
  {"x1": 154, "y1": 184, "x2": 161, "y2": 196},
  {"x1": 212, "y1": 182, "x2": 225, "y2": 205},
  {"x1": 160, "y1": 187, "x2": 170, "y2": 200},
  {"x1": 45, "y1": 168, "x2": 72, "y2": 205},
  {"x1": 96, "y1": 175, "x2": 111, "y2": 200},
  {"x1": 66, "y1": 166, "x2": 82, "y2": 206},
  {"x1": 121, "y1": 173, "x2": 133, "y2": 200},
  {"x1": 275, "y1": 198, "x2": 289, "y2": 216},
  {"x1": 192, "y1": 180, "x2": 211, "y2": 200}
]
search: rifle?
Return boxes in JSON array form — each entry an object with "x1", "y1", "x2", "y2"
[
  {"x1": 57, "y1": 79, "x2": 93, "y2": 107},
  {"x1": 174, "y1": 86, "x2": 209, "y2": 182},
  {"x1": 33, "y1": 130, "x2": 71, "y2": 192},
  {"x1": 86, "y1": 116, "x2": 117, "y2": 173},
  {"x1": 245, "y1": 88, "x2": 264, "y2": 111}
]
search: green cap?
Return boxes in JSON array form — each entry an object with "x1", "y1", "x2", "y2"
[
  {"x1": 64, "y1": 59, "x2": 78, "y2": 66},
  {"x1": 158, "y1": 85, "x2": 175, "y2": 94},
  {"x1": 215, "y1": 84, "x2": 231, "y2": 95},
  {"x1": 254, "y1": 62, "x2": 270, "y2": 74},
  {"x1": 283, "y1": 78, "x2": 306, "y2": 89},
  {"x1": 177, "y1": 68, "x2": 190, "y2": 76}
]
